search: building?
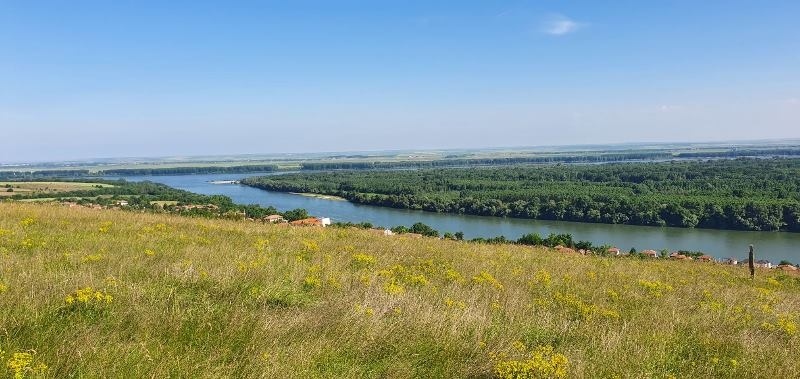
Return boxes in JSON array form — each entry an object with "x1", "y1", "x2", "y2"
[
  {"x1": 116, "y1": 200, "x2": 129, "y2": 206},
  {"x1": 641, "y1": 249, "x2": 659, "y2": 258},
  {"x1": 698, "y1": 255, "x2": 714, "y2": 262},
  {"x1": 607, "y1": 247, "x2": 621, "y2": 256},
  {"x1": 555, "y1": 245, "x2": 577, "y2": 254},
  {"x1": 777, "y1": 264, "x2": 798, "y2": 272},
  {"x1": 755, "y1": 260, "x2": 773, "y2": 269},
  {"x1": 721, "y1": 258, "x2": 738, "y2": 265},
  {"x1": 289, "y1": 217, "x2": 323, "y2": 227},
  {"x1": 263, "y1": 215, "x2": 286, "y2": 223},
  {"x1": 669, "y1": 252, "x2": 690, "y2": 260}
]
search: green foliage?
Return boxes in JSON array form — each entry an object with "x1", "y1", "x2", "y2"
[{"x1": 282, "y1": 208, "x2": 309, "y2": 222}]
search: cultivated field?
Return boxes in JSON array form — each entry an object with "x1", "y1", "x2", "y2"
[
  {"x1": 0, "y1": 203, "x2": 798, "y2": 378},
  {"x1": 0, "y1": 182, "x2": 113, "y2": 197}
]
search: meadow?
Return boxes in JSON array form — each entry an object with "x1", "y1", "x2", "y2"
[{"x1": 0, "y1": 202, "x2": 798, "y2": 378}]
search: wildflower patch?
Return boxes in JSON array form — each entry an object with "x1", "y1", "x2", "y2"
[
  {"x1": 472, "y1": 271, "x2": 503, "y2": 290},
  {"x1": 490, "y1": 344, "x2": 569, "y2": 379},
  {"x1": 6, "y1": 350, "x2": 48, "y2": 379}
]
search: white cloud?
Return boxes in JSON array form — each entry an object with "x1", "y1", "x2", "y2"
[{"x1": 542, "y1": 14, "x2": 582, "y2": 36}]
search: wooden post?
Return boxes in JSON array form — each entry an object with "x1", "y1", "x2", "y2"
[{"x1": 748, "y1": 244, "x2": 755, "y2": 280}]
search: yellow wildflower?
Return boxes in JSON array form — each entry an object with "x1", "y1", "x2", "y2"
[
  {"x1": 407, "y1": 274, "x2": 429, "y2": 287},
  {"x1": 472, "y1": 271, "x2": 503, "y2": 290},
  {"x1": 444, "y1": 268, "x2": 464, "y2": 283},
  {"x1": 6, "y1": 351, "x2": 47, "y2": 379},
  {"x1": 19, "y1": 217, "x2": 36, "y2": 227},
  {"x1": 302, "y1": 276, "x2": 322, "y2": 290},
  {"x1": 384, "y1": 280, "x2": 405, "y2": 295},
  {"x1": 80, "y1": 253, "x2": 104, "y2": 263},
  {"x1": 97, "y1": 221, "x2": 113, "y2": 233},
  {"x1": 65, "y1": 287, "x2": 113, "y2": 307},
  {"x1": 533, "y1": 270, "x2": 552, "y2": 286},
  {"x1": 351, "y1": 253, "x2": 377, "y2": 269},
  {"x1": 444, "y1": 297, "x2": 466, "y2": 309},
  {"x1": 493, "y1": 345, "x2": 568, "y2": 379},
  {"x1": 638, "y1": 280, "x2": 674, "y2": 297}
]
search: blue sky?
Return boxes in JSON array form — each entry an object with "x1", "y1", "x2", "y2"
[{"x1": 1, "y1": 1, "x2": 799, "y2": 162}]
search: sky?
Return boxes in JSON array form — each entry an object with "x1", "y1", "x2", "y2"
[{"x1": 1, "y1": 0, "x2": 799, "y2": 162}]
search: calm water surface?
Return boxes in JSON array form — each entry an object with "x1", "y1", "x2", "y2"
[{"x1": 117, "y1": 173, "x2": 800, "y2": 264}]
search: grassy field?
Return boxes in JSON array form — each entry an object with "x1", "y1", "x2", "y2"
[
  {"x1": 0, "y1": 203, "x2": 798, "y2": 378},
  {"x1": 0, "y1": 182, "x2": 113, "y2": 197}
]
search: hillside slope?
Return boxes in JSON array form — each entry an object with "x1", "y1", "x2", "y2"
[{"x1": 0, "y1": 203, "x2": 798, "y2": 378}]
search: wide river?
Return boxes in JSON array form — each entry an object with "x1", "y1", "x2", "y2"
[{"x1": 118, "y1": 172, "x2": 800, "y2": 264}]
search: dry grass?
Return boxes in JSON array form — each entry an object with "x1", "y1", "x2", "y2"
[{"x1": 0, "y1": 202, "x2": 798, "y2": 378}]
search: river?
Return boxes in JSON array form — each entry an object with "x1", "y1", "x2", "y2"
[{"x1": 116, "y1": 172, "x2": 800, "y2": 264}]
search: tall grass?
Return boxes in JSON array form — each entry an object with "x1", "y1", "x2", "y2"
[{"x1": 0, "y1": 202, "x2": 798, "y2": 378}]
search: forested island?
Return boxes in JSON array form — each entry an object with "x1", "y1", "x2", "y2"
[{"x1": 242, "y1": 159, "x2": 800, "y2": 232}]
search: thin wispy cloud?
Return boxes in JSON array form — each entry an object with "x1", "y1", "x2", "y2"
[
  {"x1": 542, "y1": 14, "x2": 583, "y2": 36},
  {"x1": 659, "y1": 104, "x2": 684, "y2": 112}
]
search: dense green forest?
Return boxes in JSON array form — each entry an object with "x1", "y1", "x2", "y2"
[{"x1": 242, "y1": 159, "x2": 800, "y2": 232}]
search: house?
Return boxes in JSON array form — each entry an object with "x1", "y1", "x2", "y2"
[
  {"x1": 369, "y1": 228, "x2": 395, "y2": 236},
  {"x1": 607, "y1": 247, "x2": 621, "y2": 256},
  {"x1": 777, "y1": 264, "x2": 798, "y2": 272},
  {"x1": 698, "y1": 255, "x2": 714, "y2": 262},
  {"x1": 179, "y1": 204, "x2": 219, "y2": 211},
  {"x1": 641, "y1": 249, "x2": 659, "y2": 258},
  {"x1": 721, "y1": 258, "x2": 738, "y2": 265},
  {"x1": 263, "y1": 215, "x2": 286, "y2": 223},
  {"x1": 289, "y1": 217, "x2": 323, "y2": 227},
  {"x1": 318, "y1": 217, "x2": 331, "y2": 227},
  {"x1": 116, "y1": 200, "x2": 129, "y2": 206},
  {"x1": 755, "y1": 260, "x2": 773, "y2": 269},
  {"x1": 555, "y1": 245, "x2": 577, "y2": 254},
  {"x1": 669, "y1": 252, "x2": 689, "y2": 260}
]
